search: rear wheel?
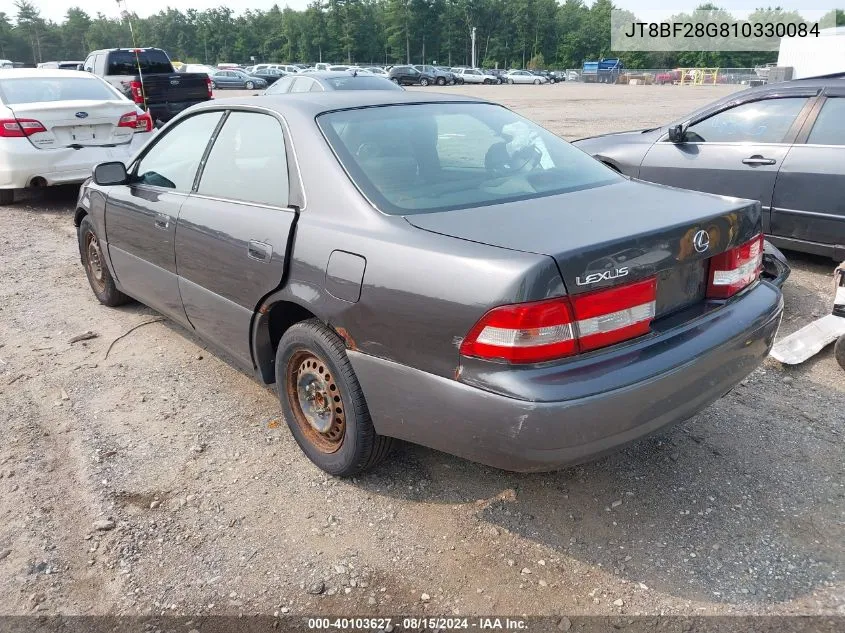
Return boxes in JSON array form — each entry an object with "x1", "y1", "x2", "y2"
[
  {"x1": 0, "y1": 189, "x2": 14, "y2": 205},
  {"x1": 245, "y1": 81, "x2": 255, "y2": 90},
  {"x1": 78, "y1": 216, "x2": 130, "y2": 307},
  {"x1": 210, "y1": 80, "x2": 217, "y2": 89},
  {"x1": 391, "y1": 78, "x2": 399, "y2": 84},
  {"x1": 276, "y1": 319, "x2": 393, "y2": 476},
  {"x1": 507, "y1": 78, "x2": 514, "y2": 84}
]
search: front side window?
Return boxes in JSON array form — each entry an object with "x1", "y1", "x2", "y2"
[
  {"x1": 319, "y1": 102, "x2": 619, "y2": 215},
  {"x1": 197, "y1": 112, "x2": 288, "y2": 207},
  {"x1": 134, "y1": 112, "x2": 223, "y2": 190},
  {"x1": 685, "y1": 97, "x2": 808, "y2": 144},
  {"x1": 807, "y1": 98, "x2": 845, "y2": 146}
]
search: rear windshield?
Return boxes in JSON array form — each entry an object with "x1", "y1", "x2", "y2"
[
  {"x1": 318, "y1": 102, "x2": 619, "y2": 215},
  {"x1": 325, "y1": 76, "x2": 402, "y2": 91},
  {"x1": 107, "y1": 50, "x2": 173, "y2": 75},
  {"x1": 0, "y1": 77, "x2": 119, "y2": 104}
]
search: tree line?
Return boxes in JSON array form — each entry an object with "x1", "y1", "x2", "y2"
[{"x1": 2, "y1": 1, "x2": 843, "y2": 70}]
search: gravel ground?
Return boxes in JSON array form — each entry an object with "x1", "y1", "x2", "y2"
[{"x1": 0, "y1": 83, "x2": 843, "y2": 619}]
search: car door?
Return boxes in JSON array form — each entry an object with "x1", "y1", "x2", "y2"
[
  {"x1": 639, "y1": 94, "x2": 816, "y2": 230},
  {"x1": 175, "y1": 110, "x2": 298, "y2": 367},
  {"x1": 105, "y1": 111, "x2": 224, "y2": 324},
  {"x1": 771, "y1": 90, "x2": 845, "y2": 257}
]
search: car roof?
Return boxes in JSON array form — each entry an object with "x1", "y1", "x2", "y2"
[
  {"x1": 0, "y1": 68, "x2": 98, "y2": 79},
  {"x1": 205, "y1": 90, "x2": 486, "y2": 117}
]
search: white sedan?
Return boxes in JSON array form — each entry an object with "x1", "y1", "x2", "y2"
[
  {"x1": 454, "y1": 68, "x2": 498, "y2": 84},
  {"x1": 0, "y1": 69, "x2": 153, "y2": 204},
  {"x1": 504, "y1": 70, "x2": 548, "y2": 84}
]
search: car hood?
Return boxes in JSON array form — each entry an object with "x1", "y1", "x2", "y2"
[{"x1": 405, "y1": 179, "x2": 761, "y2": 293}]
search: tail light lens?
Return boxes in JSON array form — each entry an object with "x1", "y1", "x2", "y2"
[
  {"x1": 117, "y1": 112, "x2": 138, "y2": 129},
  {"x1": 707, "y1": 234, "x2": 763, "y2": 299},
  {"x1": 460, "y1": 277, "x2": 657, "y2": 364},
  {"x1": 206, "y1": 76, "x2": 213, "y2": 98},
  {"x1": 129, "y1": 80, "x2": 145, "y2": 104},
  {"x1": 0, "y1": 118, "x2": 47, "y2": 137},
  {"x1": 135, "y1": 111, "x2": 154, "y2": 132}
]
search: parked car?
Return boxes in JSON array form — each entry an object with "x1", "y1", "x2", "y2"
[
  {"x1": 209, "y1": 69, "x2": 267, "y2": 90},
  {"x1": 573, "y1": 74, "x2": 845, "y2": 260},
  {"x1": 413, "y1": 65, "x2": 455, "y2": 86},
  {"x1": 76, "y1": 91, "x2": 783, "y2": 475},
  {"x1": 387, "y1": 65, "x2": 435, "y2": 86},
  {"x1": 84, "y1": 47, "x2": 211, "y2": 124},
  {"x1": 251, "y1": 67, "x2": 286, "y2": 85},
  {"x1": 264, "y1": 71, "x2": 402, "y2": 95},
  {"x1": 437, "y1": 66, "x2": 463, "y2": 84},
  {"x1": 504, "y1": 69, "x2": 548, "y2": 85},
  {"x1": 314, "y1": 63, "x2": 332, "y2": 71},
  {"x1": 363, "y1": 66, "x2": 388, "y2": 76},
  {"x1": 180, "y1": 63, "x2": 216, "y2": 76},
  {"x1": 453, "y1": 68, "x2": 498, "y2": 84},
  {"x1": 0, "y1": 69, "x2": 153, "y2": 204},
  {"x1": 37, "y1": 61, "x2": 84, "y2": 70}
]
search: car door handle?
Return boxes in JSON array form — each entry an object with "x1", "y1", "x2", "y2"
[
  {"x1": 742, "y1": 156, "x2": 777, "y2": 166},
  {"x1": 247, "y1": 240, "x2": 272, "y2": 263},
  {"x1": 154, "y1": 213, "x2": 169, "y2": 229}
]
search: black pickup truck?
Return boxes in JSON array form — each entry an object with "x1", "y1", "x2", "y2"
[{"x1": 83, "y1": 47, "x2": 211, "y2": 125}]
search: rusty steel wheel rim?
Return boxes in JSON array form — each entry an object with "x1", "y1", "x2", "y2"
[
  {"x1": 286, "y1": 350, "x2": 345, "y2": 454},
  {"x1": 85, "y1": 231, "x2": 106, "y2": 293}
]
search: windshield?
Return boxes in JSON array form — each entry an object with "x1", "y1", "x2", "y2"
[
  {"x1": 319, "y1": 102, "x2": 619, "y2": 215},
  {"x1": 107, "y1": 50, "x2": 173, "y2": 75},
  {"x1": 0, "y1": 77, "x2": 120, "y2": 104},
  {"x1": 324, "y1": 76, "x2": 402, "y2": 91}
]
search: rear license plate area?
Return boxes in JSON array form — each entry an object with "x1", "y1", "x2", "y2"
[
  {"x1": 655, "y1": 259, "x2": 708, "y2": 317},
  {"x1": 71, "y1": 125, "x2": 94, "y2": 141}
]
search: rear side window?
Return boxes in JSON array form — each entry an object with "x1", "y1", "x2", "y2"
[
  {"x1": 197, "y1": 112, "x2": 288, "y2": 207},
  {"x1": 0, "y1": 77, "x2": 119, "y2": 104},
  {"x1": 319, "y1": 102, "x2": 618, "y2": 215},
  {"x1": 265, "y1": 76, "x2": 295, "y2": 95},
  {"x1": 685, "y1": 97, "x2": 808, "y2": 143},
  {"x1": 807, "y1": 98, "x2": 845, "y2": 146},
  {"x1": 134, "y1": 112, "x2": 223, "y2": 191},
  {"x1": 107, "y1": 50, "x2": 173, "y2": 75}
]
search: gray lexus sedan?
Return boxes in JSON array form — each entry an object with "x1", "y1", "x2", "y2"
[
  {"x1": 573, "y1": 74, "x2": 845, "y2": 260},
  {"x1": 75, "y1": 92, "x2": 783, "y2": 475}
]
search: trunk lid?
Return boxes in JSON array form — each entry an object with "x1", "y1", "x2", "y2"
[
  {"x1": 125, "y1": 73, "x2": 210, "y2": 105},
  {"x1": 405, "y1": 179, "x2": 761, "y2": 311},
  {"x1": 10, "y1": 100, "x2": 136, "y2": 149}
]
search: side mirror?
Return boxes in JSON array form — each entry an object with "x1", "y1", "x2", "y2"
[
  {"x1": 93, "y1": 161, "x2": 128, "y2": 186},
  {"x1": 668, "y1": 124, "x2": 686, "y2": 144}
]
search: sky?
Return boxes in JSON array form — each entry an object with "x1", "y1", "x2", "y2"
[{"x1": 0, "y1": 0, "x2": 832, "y2": 24}]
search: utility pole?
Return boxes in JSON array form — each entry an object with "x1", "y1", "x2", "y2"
[{"x1": 471, "y1": 26, "x2": 476, "y2": 68}]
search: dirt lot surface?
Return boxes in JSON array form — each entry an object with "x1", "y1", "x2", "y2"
[{"x1": 1, "y1": 83, "x2": 843, "y2": 620}]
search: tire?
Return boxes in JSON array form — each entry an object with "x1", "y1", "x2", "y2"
[
  {"x1": 245, "y1": 81, "x2": 255, "y2": 90},
  {"x1": 533, "y1": 78, "x2": 540, "y2": 85},
  {"x1": 449, "y1": 78, "x2": 456, "y2": 85},
  {"x1": 483, "y1": 78, "x2": 491, "y2": 85},
  {"x1": 507, "y1": 78, "x2": 514, "y2": 84},
  {"x1": 391, "y1": 78, "x2": 399, "y2": 84},
  {"x1": 436, "y1": 77, "x2": 446, "y2": 86},
  {"x1": 275, "y1": 319, "x2": 393, "y2": 476},
  {"x1": 210, "y1": 81, "x2": 217, "y2": 89},
  {"x1": 0, "y1": 189, "x2": 13, "y2": 205},
  {"x1": 419, "y1": 78, "x2": 430, "y2": 86},
  {"x1": 77, "y1": 216, "x2": 130, "y2": 307},
  {"x1": 835, "y1": 334, "x2": 845, "y2": 371}
]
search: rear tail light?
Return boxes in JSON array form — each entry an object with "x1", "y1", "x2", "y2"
[
  {"x1": 135, "y1": 111, "x2": 154, "y2": 132},
  {"x1": 206, "y1": 76, "x2": 213, "y2": 98},
  {"x1": 460, "y1": 277, "x2": 657, "y2": 364},
  {"x1": 129, "y1": 80, "x2": 145, "y2": 104},
  {"x1": 0, "y1": 118, "x2": 47, "y2": 137},
  {"x1": 707, "y1": 234, "x2": 763, "y2": 299},
  {"x1": 117, "y1": 112, "x2": 138, "y2": 129}
]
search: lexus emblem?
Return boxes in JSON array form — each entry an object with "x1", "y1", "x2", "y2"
[
  {"x1": 75, "y1": 111, "x2": 88, "y2": 119},
  {"x1": 693, "y1": 229, "x2": 710, "y2": 253}
]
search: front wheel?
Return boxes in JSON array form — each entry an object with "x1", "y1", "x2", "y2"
[
  {"x1": 276, "y1": 319, "x2": 393, "y2": 476},
  {"x1": 245, "y1": 81, "x2": 255, "y2": 90},
  {"x1": 78, "y1": 216, "x2": 130, "y2": 307},
  {"x1": 533, "y1": 78, "x2": 540, "y2": 85},
  {"x1": 391, "y1": 78, "x2": 400, "y2": 84},
  {"x1": 436, "y1": 77, "x2": 446, "y2": 86}
]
